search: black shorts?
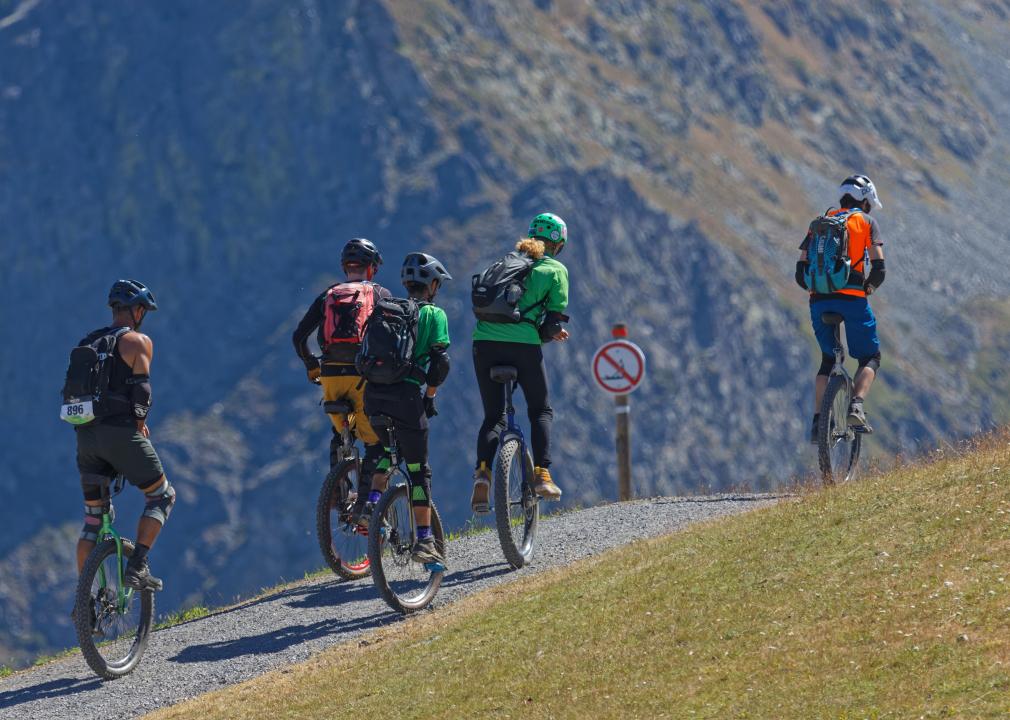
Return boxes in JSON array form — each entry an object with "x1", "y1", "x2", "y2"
[
  {"x1": 76, "y1": 422, "x2": 164, "y2": 498},
  {"x1": 363, "y1": 381, "x2": 428, "y2": 431}
]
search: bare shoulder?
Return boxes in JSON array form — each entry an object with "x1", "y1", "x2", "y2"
[{"x1": 119, "y1": 331, "x2": 153, "y2": 356}]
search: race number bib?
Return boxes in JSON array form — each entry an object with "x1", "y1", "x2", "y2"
[{"x1": 60, "y1": 398, "x2": 95, "y2": 425}]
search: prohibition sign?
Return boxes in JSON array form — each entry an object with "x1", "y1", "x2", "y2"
[{"x1": 592, "y1": 340, "x2": 646, "y2": 395}]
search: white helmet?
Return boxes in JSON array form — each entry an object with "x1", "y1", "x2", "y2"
[{"x1": 839, "y1": 174, "x2": 882, "y2": 209}]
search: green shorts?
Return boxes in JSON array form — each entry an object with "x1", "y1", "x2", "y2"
[{"x1": 76, "y1": 422, "x2": 164, "y2": 497}]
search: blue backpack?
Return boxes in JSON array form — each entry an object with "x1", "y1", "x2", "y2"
[{"x1": 804, "y1": 209, "x2": 855, "y2": 294}]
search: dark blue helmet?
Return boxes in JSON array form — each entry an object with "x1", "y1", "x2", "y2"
[
  {"x1": 108, "y1": 279, "x2": 158, "y2": 310},
  {"x1": 341, "y1": 238, "x2": 383, "y2": 268}
]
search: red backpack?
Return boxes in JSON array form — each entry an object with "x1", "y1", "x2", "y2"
[{"x1": 322, "y1": 282, "x2": 377, "y2": 349}]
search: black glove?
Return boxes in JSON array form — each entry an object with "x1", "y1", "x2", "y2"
[
  {"x1": 423, "y1": 396, "x2": 438, "y2": 418},
  {"x1": 795, "y1": 260, "x2": 809, "y2": 290},
  {"x1": 865, "y1": 258, "x2": 885, "y2": 294},
  {"x1": 303, "y1": 356, "x2": 321, "y2": 383},
  {"x1": 538, "y1": 311, "x2": 570, "y2": 343}
]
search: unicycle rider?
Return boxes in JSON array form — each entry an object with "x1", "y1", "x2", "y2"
[
  {"x1": 292, "y1": 238, "x2": 392, "y2": 523},
  {"x1": 61, "y1": 280, "x2": 176, "y2": 592},
  {"x1": 796, "y1": 175, "x2": 887, "y2": 442},
  {"x1": 360, "y1": 253, "x2": 452, "y2": 566},
  {"x1": 470, "y1": 213, "x2": 570, "y2": 511}
]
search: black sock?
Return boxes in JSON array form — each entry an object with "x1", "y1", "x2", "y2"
[{"x1": 132, "y1": 543, "x2": 150, "y2": 564}]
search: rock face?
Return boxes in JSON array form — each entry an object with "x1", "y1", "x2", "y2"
[{"x1": 2, "y1": 0, "x2": 1010, "y2": 665}]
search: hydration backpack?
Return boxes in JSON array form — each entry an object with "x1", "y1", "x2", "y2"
[
  {"x1": 804, "y1": 210, "x2": 855, "y2": 294},
  {"x1": 322, "y1": 282, "x2": 377, "y2": 348},
  {"x1": 60, "y1": 327, "x2": 132, "y2": 425},
  {"x1": 471, "y1": 252, "x2": 545, "y2": 324},
  {"x1": 355, "y1": 298, "x2": 422, "y2": 385}
]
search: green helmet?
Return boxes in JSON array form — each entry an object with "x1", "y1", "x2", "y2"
[{"x1": 528, "y1": 213, "x2": 568, "y2": 244}]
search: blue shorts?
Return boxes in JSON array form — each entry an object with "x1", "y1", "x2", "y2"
[{"x1": 810, "y1": 298, "x2": 880, "y2": 360}]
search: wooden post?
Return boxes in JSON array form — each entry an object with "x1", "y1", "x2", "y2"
[{"x1": 612, "y1": 323, "x2": 632, "y2": 501}]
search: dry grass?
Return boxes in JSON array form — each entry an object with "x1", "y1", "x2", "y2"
[{"x1": 147, "y1": 432, "x2": 1010, "y2": 719}]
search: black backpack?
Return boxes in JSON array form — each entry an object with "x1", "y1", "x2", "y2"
[
  {"x1": 471, "y1": 252, "x2": 545, "y2": 324},
  {"x1": 355, "y1": 298, "x2": 422, "y2": 385},
  {"x1": 60, "y1": 326, "x2": 132, "y2": 425}
]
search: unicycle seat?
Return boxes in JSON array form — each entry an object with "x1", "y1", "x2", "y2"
[
  {"x1": 490, "y1": 366, "x2": 518, "y2": 384},
  {"x1": 821, "y1": 312, "x2": 845, "y2": 326},
  {"x1": 369, "y1": 414, "x2": 394, "y2": 429},
  {"x1": 323, "y1": 400, "x2": 354, "y2": 416}
]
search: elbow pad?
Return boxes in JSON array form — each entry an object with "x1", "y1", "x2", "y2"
[
  {"x1": 127, "y1": 375, "x2": 152, "y2": 419},
  {"x1": 425, "y1": 347, "x2": 450, "y2": 387},
  {"x1": 538, "y1": 311, "x2": 570, "y2": 342},
  {"x1": 866, "y1": 259, "x2": 885, "y2": 291},
  {"x1": 795, "y1": 261, "x2": 809, "y2": 290}
]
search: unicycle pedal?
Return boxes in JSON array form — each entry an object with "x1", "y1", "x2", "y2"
[{"x1": 423, "y1": 561, "x2": 446, "y2": 573}]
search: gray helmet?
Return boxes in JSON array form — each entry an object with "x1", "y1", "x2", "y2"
[
  {"x1": 401, "y1": 252, "x2": 452, "y2": 289},
  {"x1": 108, "y1": 279, "x2": 158, "y2": 310}
]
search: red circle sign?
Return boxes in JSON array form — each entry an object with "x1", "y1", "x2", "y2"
[{"x1": 592, "y1": 340, "x2": 646, "y2": 394}]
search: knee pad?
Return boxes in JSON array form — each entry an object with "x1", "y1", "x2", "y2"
[
  {"x1": 407, "y1": 463, "x2": 432, "y2": 508},
  {"x1": 817, "y1": 354, "x2": 834, "y2": 377},
  {"x1": 858, "y1": 353, "x2": 881, "y2": 372},
  {"x1": 81, "y1": 504, "x2": 112, "y2": 542},
  {"x1": 143, "y1": 479, "x2": 176, "y2": 526}
]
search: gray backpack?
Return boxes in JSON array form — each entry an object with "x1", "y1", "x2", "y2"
[{"x1": 471, "y1": 252, "x2": 545, "y2": 324}]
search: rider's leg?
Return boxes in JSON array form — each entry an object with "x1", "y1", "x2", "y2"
[
  {"x1": 350, "y1": 386, "x2": 382, "y2": 498},
  {"x1": 472, "y1": 341, "x2": 507, "y2": 468},
  {"x1": 853, "y1": 364, "x2": 877, "y2": 399},
  {"x1": 397, "y1": 425, "x2": 431, "y2": 528},
  {"x1": 514, "y1": 345, "x2": 552, "y2": 468},
  {"x1": 849, "y1": 355, "x2": 881, "y2": 429},
  {"x1": 78, "y1": 474, "x2": 109, "y2": 571},
  {"x1": 321, "y1": 372, "x2": 357, "y2": 471},
  {"x1": 813, "y1": 354, "x2": 832, "y2": 411},
  {"x1": 136, "y1": 474, "x2": 174, "y2": 548},
  {"x1": 77, "y1": 506, "x2": 102, "y2": 572}
]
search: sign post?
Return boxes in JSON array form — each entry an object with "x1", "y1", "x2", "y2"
[{"x1": 592, "y1": 324, "x2": 646, "y2": 501}]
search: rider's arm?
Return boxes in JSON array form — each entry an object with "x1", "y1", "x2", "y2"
[
  {"x1": 864, "y1": 217, "x2": 885, "y2": 292},
  {"x1": 795, "y1": 233, "x2": 811, "y2": 289},
  {"x1": 423, "y1": 308, "x2": 451, "y2": 395},
  {"x1": 118, "y1": 332, "x2": 154, "y2": 431},
  {"x1": 540, "y1": 265, "x2": 570, "y2": 341},
  {"x1": 292, "y1": 294, "x2": 325, "y2": 371}
]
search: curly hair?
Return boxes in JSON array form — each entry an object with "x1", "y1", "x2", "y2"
[{"x1": 515, "y1": 238, "x2": 545, "y2": 259}]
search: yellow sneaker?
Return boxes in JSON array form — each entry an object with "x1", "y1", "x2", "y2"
[
  {"x1": 532, "y1": 467, "x2": 561, "y2": 500},
  {"x1": 471, "y1": 462, "x2": 492, "y2": 514}
]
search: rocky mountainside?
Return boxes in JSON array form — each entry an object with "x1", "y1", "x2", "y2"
[{"x1": 2, "y1": 0, "x2": 1009, "y2": 666}]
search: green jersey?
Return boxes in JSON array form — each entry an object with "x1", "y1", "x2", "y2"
[
  {"x1": 409, "y1": 303, "x2": 451, "y2": 385},
  {"x1": 472, "y1": 255, "x2": 569, "y2": 345}
]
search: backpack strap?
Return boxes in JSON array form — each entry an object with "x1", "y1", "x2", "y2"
[{"x1": 518, "y1": 294, "x2": 551, "y2": 325}]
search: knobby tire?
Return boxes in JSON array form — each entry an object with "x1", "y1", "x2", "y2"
[{"x1": 73, "y1": 538, "x2": 153, "y2": 679}]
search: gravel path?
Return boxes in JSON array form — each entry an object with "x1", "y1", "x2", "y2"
[{"x1": 0, "y1": 495, "x2": 781, "y2": 719}]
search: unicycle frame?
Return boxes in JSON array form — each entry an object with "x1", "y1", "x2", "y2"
[
  {"x1": 93, "y1": 476, "x2": 135, "y2": 614},
  {"x1": 378, "y1": 423, "x2": 440, "y2": 570},
  {"x1": 498, "y1": 378, "x2": 531, "y2": 486},
  {"x1": 818, "y1": 317, "x2": 863, "y2": 484}
]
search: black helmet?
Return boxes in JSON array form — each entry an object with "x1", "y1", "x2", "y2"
[
  {"x1": 401, "y1": 252, "x2": 452, "y2": 289},
  {"x1": 341, "y1": 238, "x2": 383, "y2": 268},
  {"x1": 108, "y1": 279, "x2": 158, "y2": 310}
]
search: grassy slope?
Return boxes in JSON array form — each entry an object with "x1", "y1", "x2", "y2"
[{"x1": 147, "y1": 435, "x2": 1010, "y2": 719}]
